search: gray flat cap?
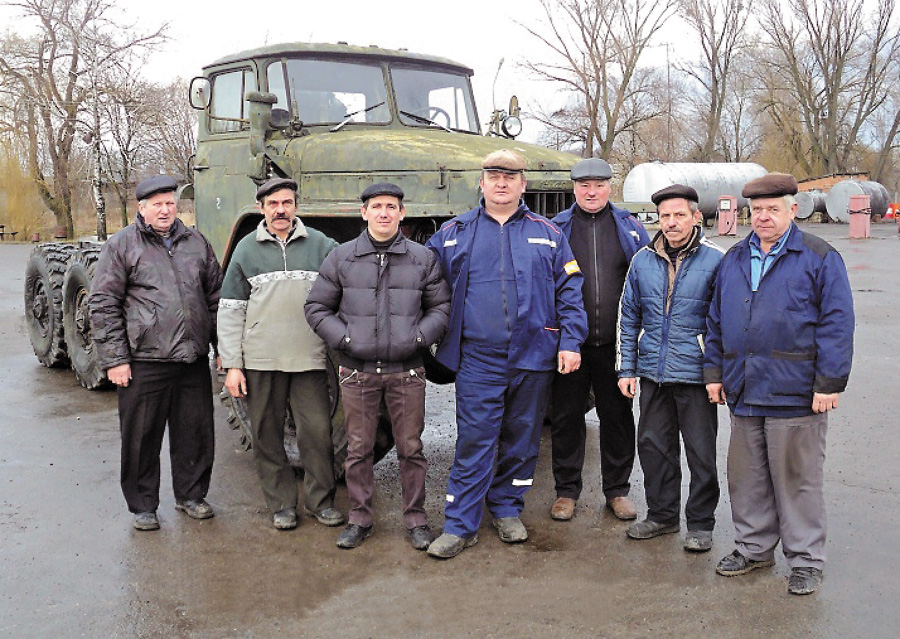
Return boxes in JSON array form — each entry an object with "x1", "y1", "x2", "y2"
[
  {"x1": 136, "y1": 175, "x2": 178, "y2": 201},
  {"x1": 571, "y1": 158, "x2": 612, "y2": 181}
]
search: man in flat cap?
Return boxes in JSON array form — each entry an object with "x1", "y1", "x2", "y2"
[
  {"x1": 305, "y1": 183, "x2": 450, "y2": 550},
  {"x1": 705, "y1": 173, "x2": 854, "y2": 595},
  {"x1": 424, "y1": 150, "x2": 587, "y2": 559},
  {"x1": 617, "y1": 184, "x2": 724, "y2": 551},
  {"x1": 90, "y1": 175, "x2": 222, "y2": 531},
  {"x1": 546, "y1": 157, "x2": 649, "y2": 523},
  {"x1": 218, "y1": 177, "x2": 345, "y2": 531}
]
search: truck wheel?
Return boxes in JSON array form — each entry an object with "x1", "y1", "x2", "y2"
[
  {"x1": 62, "y1": 245, "x2": 111, "y2": 389},
  {"x1": 24, "y1": 244, "x2": 73, "y2": 367}
]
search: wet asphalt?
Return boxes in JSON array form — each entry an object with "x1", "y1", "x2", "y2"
[{"x1": 0, "y1": 222, "x2": 898, "y2": 638}]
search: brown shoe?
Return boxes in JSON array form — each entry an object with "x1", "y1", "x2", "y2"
[
  {"x1": 550, "y1": 497, "x2": 576, "y2": 521},
  {"x1": 606, "y1": 496, "x2": 637, "y2": 520}
]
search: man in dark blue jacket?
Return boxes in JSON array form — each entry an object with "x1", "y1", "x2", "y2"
[
  {"x1": 617, "y1": 184, "x2": 724, "y2": 552},
  {"x1": 704, "y1": 173, "x2": 854, "y2": 596},
  {"x1": 425, "y1": 150, "x2": 587, "y2": 559},
  {"x1": 548, "y1": 158, "x2": 649, "y2": 523}
]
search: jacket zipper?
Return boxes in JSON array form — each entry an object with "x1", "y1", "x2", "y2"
[{"x1": 591, "y1": 214, "x2": 601, "y2": 344}]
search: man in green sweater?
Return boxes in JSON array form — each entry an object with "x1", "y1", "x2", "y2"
[{"x1": 218, "y1": 177, "x2": 344, "y2": 531}]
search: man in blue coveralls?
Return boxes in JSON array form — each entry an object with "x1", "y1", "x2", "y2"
[{"x1": 425, "y1": 150, "x2": 588, "y2": 559}]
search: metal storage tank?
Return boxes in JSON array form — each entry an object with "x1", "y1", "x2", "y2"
[
  {"x1": 825, "y1": 179, "x2": 890, "y2": 223},
  {"x1": 622, "y1": 161, "x2": 767, "y2": 220},
  {"x1": 796, "y1": 190, "x2": 826, "y2": 220}
]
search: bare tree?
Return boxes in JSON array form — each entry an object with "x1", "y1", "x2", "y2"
[
  {"x1": 521, "y1": 0, "x2": 677, "y2": 158},
  {"x1": 145, "y1": 79, "x2": 198, "y2": 183}
]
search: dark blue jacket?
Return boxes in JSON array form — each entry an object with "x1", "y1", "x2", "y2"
[
  {"x1": 426, "y1": 204, "x2": 587, "y2": 373},
  {"x1": 617, "y1": 229, "x2": 724, "y2": 384},
  {"x1": 703, "y1": 223, "x2": 854, "y2": 413},
  {"x1": 553, "y1": 203, "x2": 649, "y2": 263}
]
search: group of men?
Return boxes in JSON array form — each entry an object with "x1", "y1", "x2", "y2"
[{"x1": 89, "y1": 150, "x2": 853, "y2": 597}]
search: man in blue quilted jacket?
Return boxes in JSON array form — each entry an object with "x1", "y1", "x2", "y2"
[
  {"x1": 617, "y1": 184, "x2": 724, "y2": 553},
  {"x1": 704, "y1": 173, "x2": 854, "y2": 596}
]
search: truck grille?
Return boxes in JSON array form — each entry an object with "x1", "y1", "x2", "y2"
[{"x1": 525, "y1": 191, "x2": 574, "y2": 219}]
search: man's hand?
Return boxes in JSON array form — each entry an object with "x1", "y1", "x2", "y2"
[
  {"x1": 618, "y1": 377, "x2": 637, "y2": 399},
  {"x1": 707, "y1": 382, "x2": 726, "y2": 404},
  {"x1": 108, "y1": 363, "x2": 132, "y2": 387},
  {"x1": 812, "y1": 392, "x2": 839, "y2": 413},
  {"x1": 557, "y1": 350, "x2": 581, "y2": 374},
  {"x1": 225, "y1": 368, "x2": 248, "y2": 398}
]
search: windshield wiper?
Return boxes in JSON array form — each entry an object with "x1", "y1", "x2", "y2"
[
  {"x1": 399, "y1": 110, "x2": 451, "y2": 132},
  {"x1": 330, "y1": 101, "x2": 386, "y2": 132}
]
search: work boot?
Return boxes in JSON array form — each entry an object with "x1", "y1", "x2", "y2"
[
  {"x1": 272, "y1": 508, "x2": 298, "y2": 530},
  {"x1": 407, "y1": 525, "x2": 435, "y2": 551},
  {"x1": 550, "y1": 497, "x2": 576, "y2": 521},
  {"x1": 683, "y1": 530, "x2": 714, "y2": 552},
  {"x1": 427, "y1": 532, "x2": 479, "y2": 559},
  {"x1": 336, "y1": 523, "x2": 373, "y2": 549},
  {"x1": 606, "y1": 496, "x2": 637, "y2": 520},
  {"x1": 133, "y1": 511, "x2": 160, "y2": 531},
  {"x1": 715, "y1": 550, "x2": 775, "y2": 576},
  {"x1": 492, "y1": 517, "x2": 528, "y2": 543},
  {"x1": 175, "y1": 499, "x2": 214, "y2": 520},
  {"x1": 787, "y1": 567, "x2": 823, "y2": 595},
  {"x1": 626, "y1": 519, "x2": 680, "y2": 539},
  {"x1": 304, "y1": 506, "x2": 346, "y2": 527}
]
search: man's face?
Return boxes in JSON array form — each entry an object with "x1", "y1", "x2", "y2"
[
  {"x1": 138, "y1": 191, "x2": 178, "y2": 233},
  {"x1": 362, "y1": 195, "x2": 405, "y2": 241},
  {"x1": 479, "y1": 171, "x2": 527, "y2": 210},
  {"x1": 261, "y1": 188, "x2": 297, "y2": 237},
  {"x1": 573, "y1": 179, "x2": 611, "y2": 213},
  {"x1": 658, "y1": 198, "x2": 701, "y2": 248},
  {"x1": 750, "y1": 196, "x2": 796, "y2": 246}
]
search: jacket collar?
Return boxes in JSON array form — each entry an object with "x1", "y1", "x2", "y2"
[
  {"x1": 136, "y1": 213, "x2": 187, "y2": 242},
  {"x1": 255, "y1": 217, "x2": 309, "y2": 244},
  {"x1": 649, "y1": 225, "x2": 702, "y2": 256},
  {"x1": 354, "y1": 229, "x2": 407, "y2": 256}
]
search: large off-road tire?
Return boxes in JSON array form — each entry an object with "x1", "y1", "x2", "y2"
[
  {"x1": 62, "y1": 245, "x2": 111, "y2": 390},
  {"x1": 24, "y1": 244, "x2": 74, "y2": 368}
]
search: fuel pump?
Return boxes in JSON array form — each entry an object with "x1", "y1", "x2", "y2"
[{"x1": 717, "y1": 195, "x2": 738, "y2": 236}]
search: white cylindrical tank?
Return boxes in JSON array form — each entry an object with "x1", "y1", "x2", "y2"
[
  {"x1": 796, "y1": 190, "x2": 827, "y2": 220},
  {"x1": 825, "y1": 179, "x2": 889, "y2": 223},
  {"x1": 623, "y1": 161, "x2": 767, "y2": 219}
]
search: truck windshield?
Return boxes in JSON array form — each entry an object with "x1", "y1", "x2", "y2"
[
  {"x1": 392, "y1": 66, "x2": 479, "y2": 133},
  {"x1": 267, "y1": 59, "x2": 391, "y2": 125}
]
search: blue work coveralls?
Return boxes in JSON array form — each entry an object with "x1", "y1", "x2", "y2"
[{"x1": 426, "y1": 203, "x2": 587, "y2": 538}]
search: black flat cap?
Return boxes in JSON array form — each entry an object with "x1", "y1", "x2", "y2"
[
  {"x1": 256, "y1": 177, "x2": 298, "y2": 202},
  {"x1": 571, "y1": 158, "x2": 612, "y2": 181},
  {"x1": 136, "y1": 175, "x2": 178, "y2": 201},
  {"x1": 360, "y1": 182, "x2": 404, "y2": 203},
  {"x1": 742, "y1": 173, "x2": 799, "y2": 198},
  {"x1": 651, "y1": 183, "x2": 699, "y2": 206}
]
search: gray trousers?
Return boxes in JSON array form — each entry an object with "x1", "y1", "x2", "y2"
[
  {"x1": 245, "y1": 369, "x2": 336, "y2": 514},
  {"x1": 728, "y1": 411, "x2": 828, "y2": 569}
]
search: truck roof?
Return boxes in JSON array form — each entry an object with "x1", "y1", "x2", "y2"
[{"x1": 205, "y1": 42, "x2": 473, "y2": 75}]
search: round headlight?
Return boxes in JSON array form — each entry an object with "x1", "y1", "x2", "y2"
[{"x1": 501, "y1": 115, "x2": 522, "y2": 138}]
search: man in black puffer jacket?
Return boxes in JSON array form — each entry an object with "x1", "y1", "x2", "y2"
[
  {"x1": 90, "y1": 176, "x2": 222, "y2": 532},
  {"x1": 305, "y1": 183, "x2": 450, "y2": 551}
]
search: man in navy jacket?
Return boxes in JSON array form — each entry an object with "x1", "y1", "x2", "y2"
[
  {"x1": 617, "y1": 184, "x2": 724, "y2": 552},
  {"x1": 704, "y1": 173, "x2": 854, "y2": 595},
  {"x1": 425, "y1": 150, "x2": 587, "y2": 559},
  {"x1": 547, "y1": 158, "x2": 649, "y2": 523}
]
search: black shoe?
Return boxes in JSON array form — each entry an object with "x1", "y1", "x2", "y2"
[
  {"x1": 133, "y1": 511, "x2": 160, "y2": 531},
  {"x1": 175, "y1": 499, "x2": 214, "y2": 520},
  {"x1": 304, "y1": 506, "x2": 346, "y2": 527},
  {"x1": 626, "y1": 519, "x2": 680, "y2": 539},
  {"x1": 336, "y1": 523, "x2": 373, "y2": 549},
  {"x1": 716, "y1": 550, "x2": 775, "y2": 576},
  {"x1": 788, "y1": 567, "x2": 823, "y2": 595},
  {"x1": 407, "y1": 525, "x2": 435, "y2": 550}
]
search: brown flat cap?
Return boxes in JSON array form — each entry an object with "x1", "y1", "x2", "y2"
[
  {"x1": 741, "y1": 173, "x2": 798, "y2": 198},
  {"x1": 482, "y1": 149, "x2": 526, "y2": 174},
  {"x1": 651, "y1": 183, "x2": 699, "y2": 206},
  {"x1": 256, "y1": 177, "x2": 298, "y2": 201}
]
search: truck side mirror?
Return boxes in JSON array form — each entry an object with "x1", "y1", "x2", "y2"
[
  {"x1": 189, "y1": 77, "x2": 211, "y2": 110},
  {"x1": 246, "y1": 91, "x2": 279, "y2": 157}
]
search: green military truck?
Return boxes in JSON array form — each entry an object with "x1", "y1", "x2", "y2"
[{"x1": 24, "y1": 42, "x2": 577, "y2": 471}]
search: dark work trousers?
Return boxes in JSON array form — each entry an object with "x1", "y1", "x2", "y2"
[
  {"x1": 637, "y1": 379, "x2": 719, "y2": 531},
  {"x1": 245, "y1": 369, "x2": 336, "y2": 514},
  {"x1": 728, "y1": 412, "x2": 828, "y2": 569},
  {"x1": 549, "y1": 343, "x2": 635, "y2": 500},
  {"x1": 444, "y1": 345, "x2": 554, "y2": 538},
  {"x1": 117, "y1": 359, "x2": 215, "y2": 514},
  {"x1": 340, "y1": 366, "x2": 428, "y2": 529}
]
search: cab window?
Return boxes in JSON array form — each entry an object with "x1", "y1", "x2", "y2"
[{"x1": 209, "y1": 68, "x2": 255, "y2": 133}]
